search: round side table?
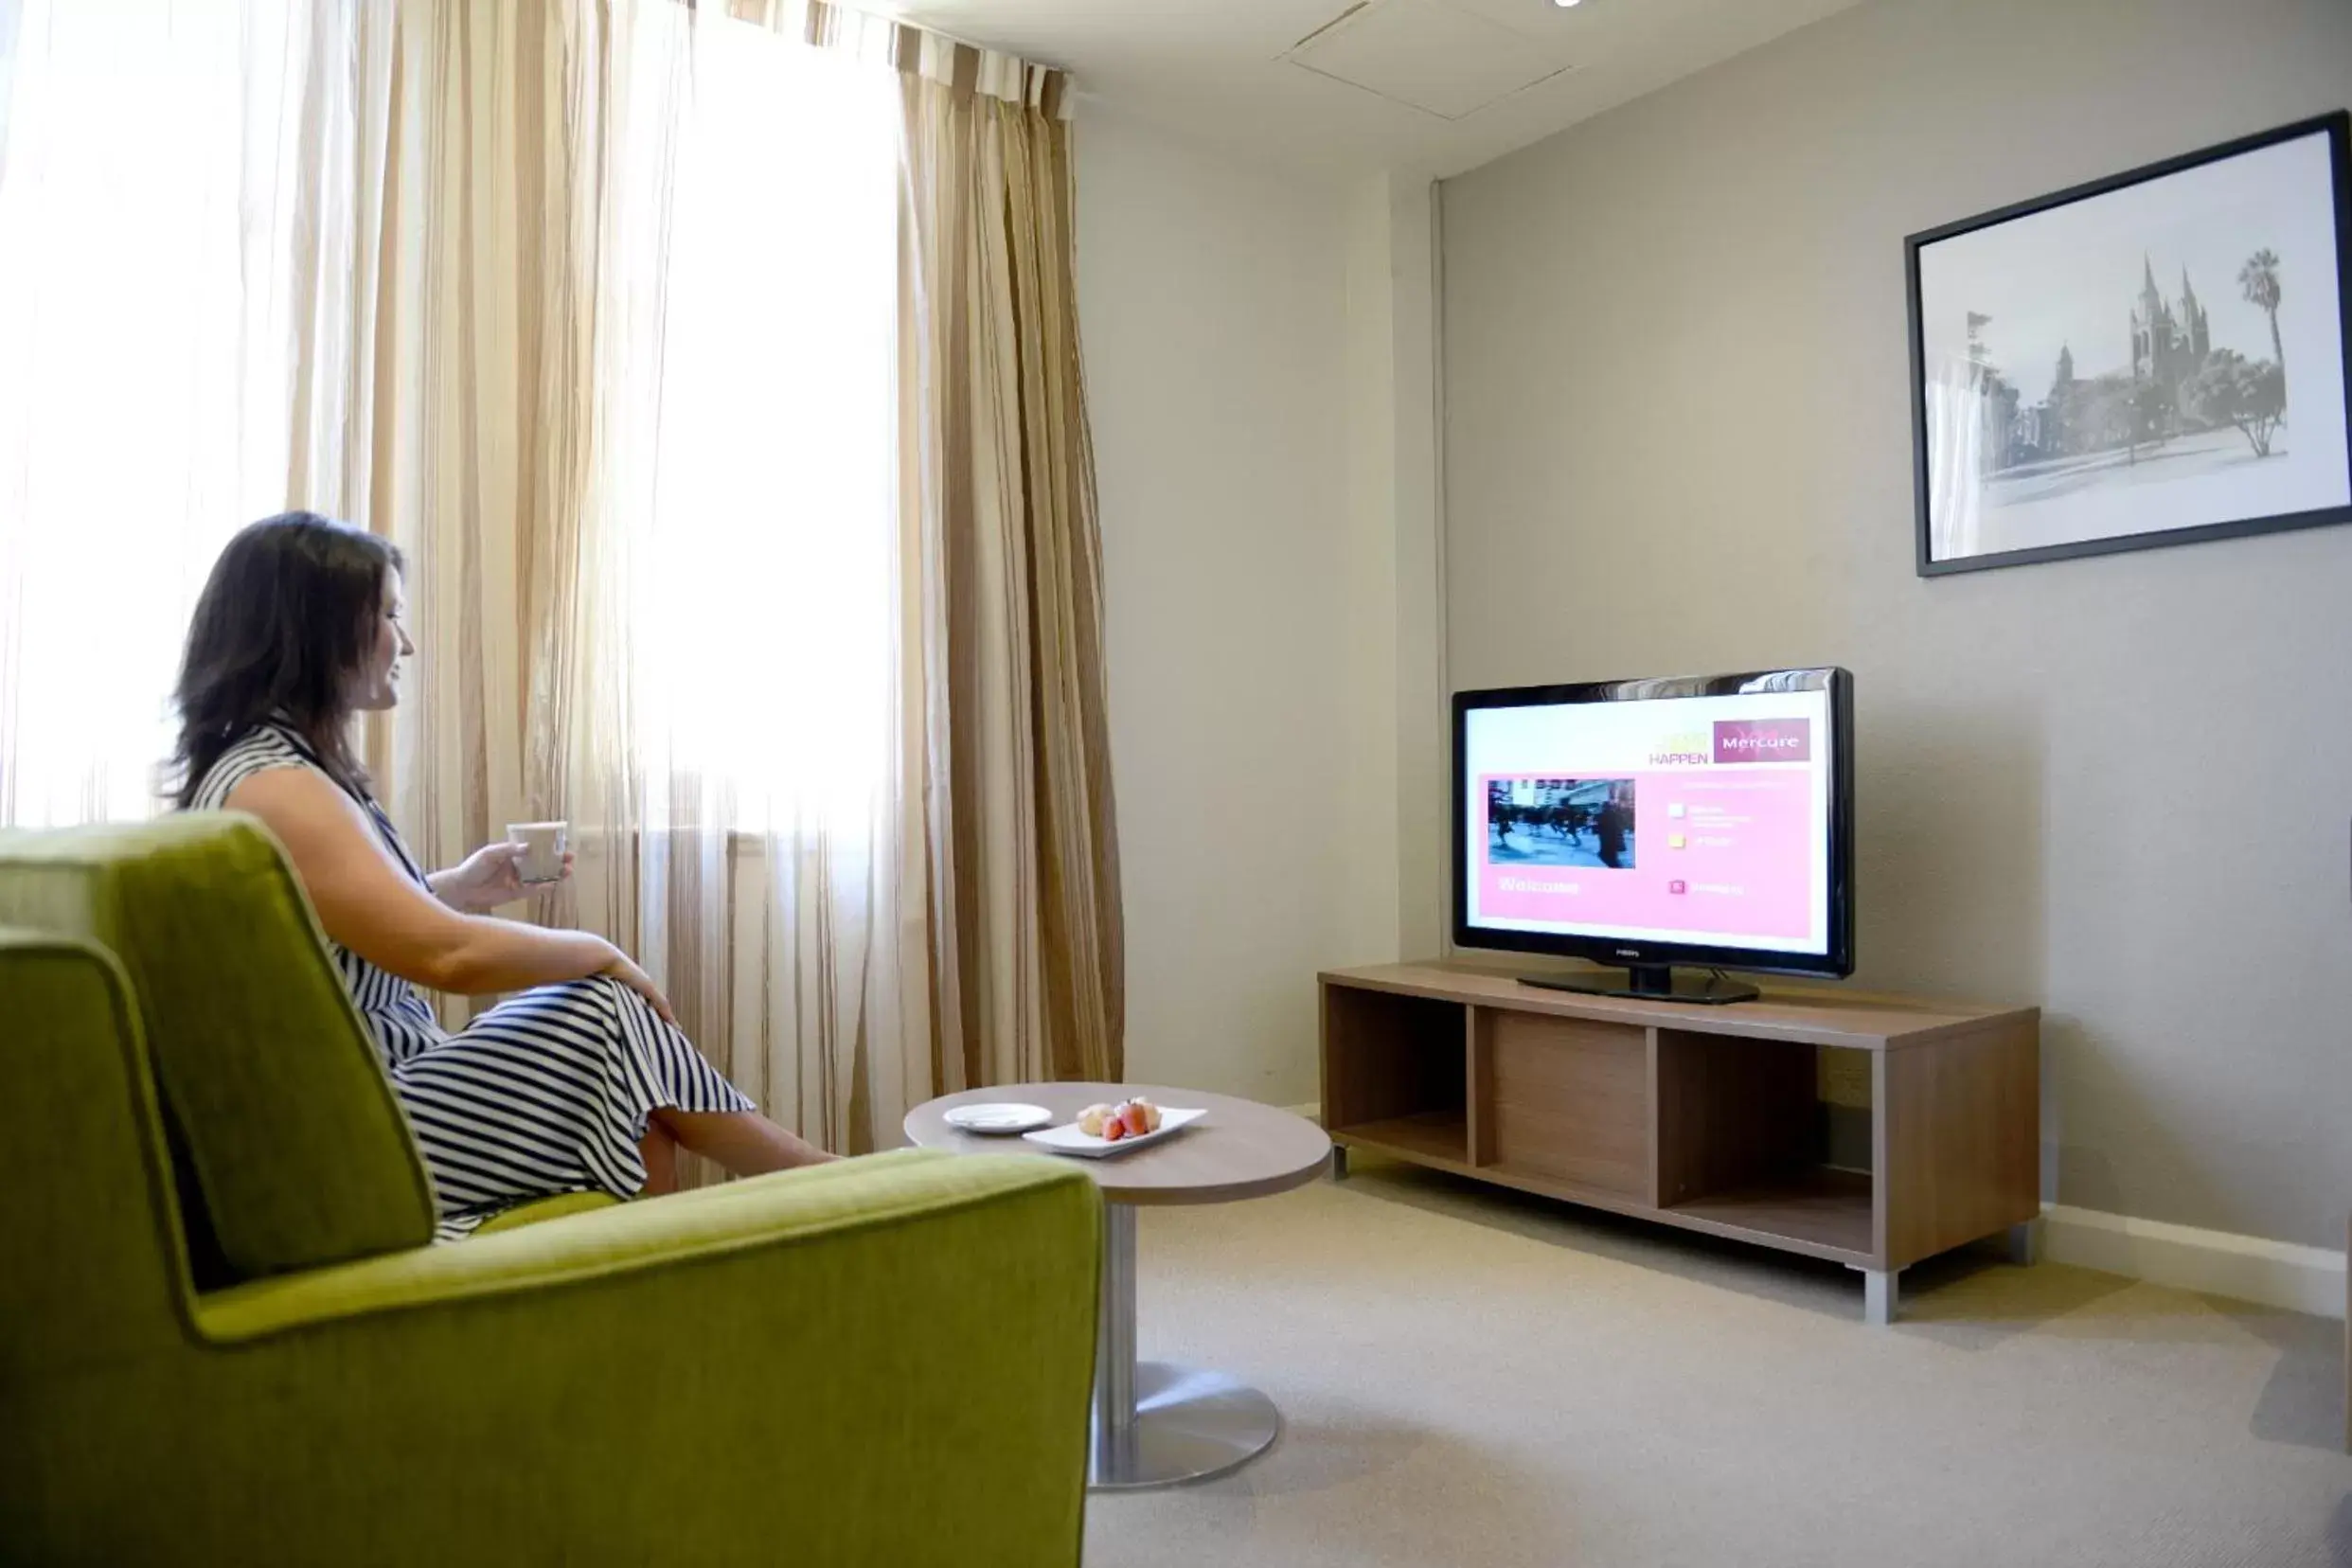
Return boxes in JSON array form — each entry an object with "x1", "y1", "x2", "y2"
[{"x1": 904, "y1": 1082, "x2": 1330, "y2": 1489}]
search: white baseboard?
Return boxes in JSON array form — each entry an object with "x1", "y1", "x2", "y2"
[{"x1": 2039, "y1": 1203, "x2": 2345, "y2": 1319}]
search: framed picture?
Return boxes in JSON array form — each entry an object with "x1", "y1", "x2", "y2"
[{"x1": 1907, "y1": 112, "x2": 2352, "y2": 576}]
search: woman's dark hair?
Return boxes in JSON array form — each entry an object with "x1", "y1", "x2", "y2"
[{"x1": 170, "y1": 512, "x2": 404, "y2": 809}]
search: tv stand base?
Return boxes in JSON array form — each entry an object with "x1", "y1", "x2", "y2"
[{"x1": 1520, "y1": 964, "x2": 1761, "y2": 1006}]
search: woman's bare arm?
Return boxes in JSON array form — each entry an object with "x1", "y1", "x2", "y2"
[{"x1": 224, "y1": 767, "x2": 615, "y2": 996}]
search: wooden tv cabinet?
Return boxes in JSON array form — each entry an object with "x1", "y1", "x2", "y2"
[{"x1": 1318, "y1": 961, "x2": 2040, "y2": 1324}]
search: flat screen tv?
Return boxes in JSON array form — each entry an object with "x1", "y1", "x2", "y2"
[{"x1": 1452, "y1": 667, "x2": 1853, "y2": 1005}]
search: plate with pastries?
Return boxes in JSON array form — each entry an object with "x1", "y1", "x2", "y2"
[{"x1": 1023, "y1": 1096, "x2": 1205, "y2": 1158}]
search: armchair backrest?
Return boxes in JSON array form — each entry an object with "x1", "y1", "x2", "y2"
[{"x1": 0, "y1": 815, "x2": 435, "y2": 1282}]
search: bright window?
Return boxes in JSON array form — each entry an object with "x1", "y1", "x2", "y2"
[
  {"x1": 0, "y1": 1, "x2": 903, "y2": 829},
  {"x1": 598, "y1": 8, "x2": 901, "y2": 831},
  {"x1": 0, "y1": 0, "x2": 312, "y2": 824}
]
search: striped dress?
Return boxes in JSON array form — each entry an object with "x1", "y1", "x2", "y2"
[{"x1": 190, "y1": 722, "x2": 755, "y2": 1238}]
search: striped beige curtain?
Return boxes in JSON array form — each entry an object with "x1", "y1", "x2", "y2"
[
  {"x1": 895, "y1": 52, "x2": 1125, "y2": 1091},
  {"x1": 728, "y1": 1, "x2": 1126, "y2": 1093},
  {"x1": 280, "y1": 2, "x2": 611, "y2": 1033}
]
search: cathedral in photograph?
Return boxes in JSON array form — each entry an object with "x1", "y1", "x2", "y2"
[
  {"x1": 1990, "y1": 254, "x2": 2242, "y2": 473},
  {"x1": 2129, "y1": 258, "x2": 2211, "y2": 399}
]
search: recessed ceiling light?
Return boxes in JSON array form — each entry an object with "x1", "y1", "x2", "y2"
[{"x1": 1554, "y1": 0, "x2": 1582, "y2": 8}]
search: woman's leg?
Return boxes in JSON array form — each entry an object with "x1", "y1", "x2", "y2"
[
  {"x1": 639, "y1": 1117, "x2": 681, "y2": 1196},
  {"x1": 650, "y1": 1107, "x2": 839, "y2": 1178}
]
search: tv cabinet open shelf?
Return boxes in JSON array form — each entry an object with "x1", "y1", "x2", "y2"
[{"x1": 1319, "y1": 962, "x2": 2040, "y2": 1323}]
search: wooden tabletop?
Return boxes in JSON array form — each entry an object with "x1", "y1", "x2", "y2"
[{"x1": 902, "y1": 1083, "x2": 1332, "y2": 1208}]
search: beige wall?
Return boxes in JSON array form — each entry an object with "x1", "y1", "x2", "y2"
[
  {"x1": 1077, "y1": 106, "x2": 1396, "y2": 1107},
  {"x1": 1441, "y1": 0, "x2": 2352, "y2": 1246}
]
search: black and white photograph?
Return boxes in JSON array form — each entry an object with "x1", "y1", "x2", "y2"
[
  {"x1": 1486, "y1": 777, "x2": 1637, "y2": 870},
  {"x1": 1910, "y1": 113, "x2": 2352, "y2": 574}
]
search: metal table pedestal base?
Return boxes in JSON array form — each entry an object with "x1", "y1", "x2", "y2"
[
  {"x1": 1089, "y1": 1361, "x2": 1281, "y2": 1490},
  {"x1": 1090, "y1": 1205, "x2": 1281, "y2": 1489}
]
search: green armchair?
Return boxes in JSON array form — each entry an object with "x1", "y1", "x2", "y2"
[{"x1": 0, "y1": 817, "x2": 1100, "y2": 1565}]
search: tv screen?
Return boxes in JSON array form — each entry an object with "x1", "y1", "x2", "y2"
[{"x1": 1452, "y1": 668, "x2": 1853, "y2": 996}]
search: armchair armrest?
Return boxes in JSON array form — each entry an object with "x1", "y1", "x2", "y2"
[{"x1": 197, "y1": 1149, "x2": 1070, "y2": 1342}]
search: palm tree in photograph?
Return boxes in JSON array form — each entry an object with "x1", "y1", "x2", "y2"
[{"x1": 2238, "y1": 247, "x2": 2284, "y2": 387}]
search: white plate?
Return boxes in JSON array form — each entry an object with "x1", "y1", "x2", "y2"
[
  {"x1": 1023, "y1": 1106, "x2": 1207, "y2": 1158},
  {"x1": 943, "y1": 1102, "x2": 1054, "y2": 1135}
]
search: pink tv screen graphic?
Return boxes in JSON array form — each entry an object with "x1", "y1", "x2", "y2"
[{"x1": 1477, "y1": 769, "x2": 1814, "y2": 938}]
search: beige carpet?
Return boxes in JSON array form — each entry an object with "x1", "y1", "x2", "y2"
[{"x1": 1082, "y1": 1155, "x2": 2350, "y2": 1568}]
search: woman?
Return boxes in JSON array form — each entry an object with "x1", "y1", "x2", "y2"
[{"x1": 173, "y1": 511, "x2": 832, "y2": 1238}]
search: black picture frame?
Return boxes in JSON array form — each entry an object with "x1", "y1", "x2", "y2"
[{"x1": 1907, "y1": 111, "x2": 2352, "y2": 577}]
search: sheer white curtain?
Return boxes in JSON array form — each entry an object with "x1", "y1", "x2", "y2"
[
  {"x1": 566, "y1": 3, "x2": 918, "y2": 1150},
  {"x1": 0, "y1": 0, "x2": 20, "y2": 178},
  {"x1": 597, "y1": 6, "x2": 897, "y2": 829},
  {"x1": 0, "y1": 0, "x2": 361, "y2": 824}
]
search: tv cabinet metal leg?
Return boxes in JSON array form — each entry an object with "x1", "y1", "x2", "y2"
[
  {"x1": 1329, "y1": 1146, "x2": 1348, "y2": 1181},
  {"x1": 1858, "y1": 1267, "x2": 1897, "y2": 1327},
  {"x1": 2005, "y1": 1218, "x2": 2041, "y2": 1266}
]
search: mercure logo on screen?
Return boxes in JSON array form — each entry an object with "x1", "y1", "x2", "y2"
[{"x1": 1712, "y1": 718, "x2": 1811, "y2": 763}]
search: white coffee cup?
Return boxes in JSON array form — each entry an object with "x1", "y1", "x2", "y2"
[{"x1": 507, "y1": 821, "x2": 568, "y2": 885}]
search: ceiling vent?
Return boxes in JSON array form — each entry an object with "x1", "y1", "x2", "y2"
[{"x1": 1283, "y1": 0, "x2": 1576, "y2": 121}]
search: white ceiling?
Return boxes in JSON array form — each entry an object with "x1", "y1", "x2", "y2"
[{"x1": 881, "y1": 0, "x2": 1866, "y2": 180}]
